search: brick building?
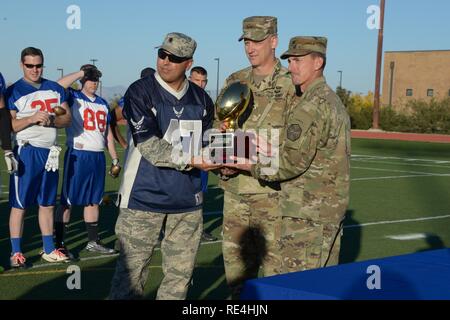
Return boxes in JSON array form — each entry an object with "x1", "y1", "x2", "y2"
[{"x1": 381, "y1": 50, "x2": 450, "y2": 107}]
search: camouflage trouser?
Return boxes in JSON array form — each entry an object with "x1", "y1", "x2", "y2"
[
  {"x1": 222, "y1": 191, "x2": 282, "y2": 299},
  {"x1": 280, "y1": 217, "x2": 343, "y2": 274},
  {"x1": 109, "y1": 208, "x2": 202, "y2": 300}
]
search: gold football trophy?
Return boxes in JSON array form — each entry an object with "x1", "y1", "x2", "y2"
[{"x1": 209, "y1": 82, "x2": 254, "y2": 163}]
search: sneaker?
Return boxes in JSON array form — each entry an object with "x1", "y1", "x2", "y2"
[
  {"x1": 41, "y1": 249, "x2": 70, "y2": 263},
  {"x1": 57, "y1": 243, "x2": 74, "y2": 260},
  {"x1": 85, "y1": 241, "x2": 116, "y2": 254},
  {"x1": 10, "y1": 252, "x2": 26, "y2": 268},
  {"x1": 201, "y1": 231, "x2": 218, "y2": 242}
]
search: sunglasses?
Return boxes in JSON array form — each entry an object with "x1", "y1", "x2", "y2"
[
  {"x1": 24, "y1": 63, "x2": 43, "y2": 69},
  {"x1": 158, "y1": 49, "x2": 189, "y2": 64}
]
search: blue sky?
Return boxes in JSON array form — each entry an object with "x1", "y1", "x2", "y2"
[{"x1": 1, "y1": 0, "x2": 449, "y2": 95}]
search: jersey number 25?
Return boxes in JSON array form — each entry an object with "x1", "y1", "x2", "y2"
[{"x1": 31, "y1": 98, "x2": 58, "y2": 113}]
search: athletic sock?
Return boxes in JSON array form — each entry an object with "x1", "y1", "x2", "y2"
[
  {"x1": 85, "y1": 222, "x2": 99, "y2": 242},
  {"x1": 42, "y1": 235, "x2": 55, "y2": 254},
  {"x1": 11, "y1": 238, "x2": 22, "y2": 254}
]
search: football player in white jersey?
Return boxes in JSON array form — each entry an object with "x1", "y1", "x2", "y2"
[
  {"x1": 5, "y1": 47, "x2": 72, "y2": 268},
  {"x1": 55, "y1": 64, "x2": 120, "y2": 257}
]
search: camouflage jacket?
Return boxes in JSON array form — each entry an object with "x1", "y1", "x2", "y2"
[
  {"x1": 217, "y1": 59, "x2": 296, "y2": 195},
  {"x1": 252, "y1": 77, "x2": 351, "y2": 223}
]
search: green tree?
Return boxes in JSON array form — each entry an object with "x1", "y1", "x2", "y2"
[{"x1": 336, "y1": 86, "x2": 352, "y2": 108}]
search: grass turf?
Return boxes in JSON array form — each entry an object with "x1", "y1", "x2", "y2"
[{"x1": 0, "y1": 137, "x2": 449, "y2": 299}]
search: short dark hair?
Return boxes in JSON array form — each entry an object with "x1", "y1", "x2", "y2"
[
  {"x1": 190, "y1": 66, "x2": 207, "y2": 76},
  {"x1": 140, "y1": 67, "x2": 155, "y2": 79},
  {"x1": 21, "y1": 47, "x2": 44, "y2": 63},
  {"x1": 310, "y1": 52, "x2": 326, "y2": 70}
]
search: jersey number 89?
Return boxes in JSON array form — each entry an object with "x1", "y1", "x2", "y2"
[{"x1": 84, "y1": 109, "x2": 107, "y2": 132}]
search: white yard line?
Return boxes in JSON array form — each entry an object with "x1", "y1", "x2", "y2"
[
  {"x1": 351, "y1": 166, "x2": 450, "y2": 181},
  {"x1": 29, "y1": 254, "x2": 119, "y2": 269},
  {"x1": 385, "y1": 233, "x2": 429, "y2": 240},
  {"x1": 344, "y1": 214, "x2": 450, "y2": 229},
  {"x1": 352, "y1": 174, "x2": 440, "y2": 181},
  {"x1": 351, "y1": 166, "x2": 438, "y2": 175},
  {"x1": 351, "y1": 154, "x2": 450, "y2": 164},
  {"x1": 204, "y1": 211, "x2": 450, "y2": 230},
  {"x1": 351, "y1": 159, "x2": 450, "y2": 169}
]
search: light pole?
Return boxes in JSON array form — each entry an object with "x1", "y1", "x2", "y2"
[
  {"x1": 214, "y1": 58, "x2": 220, "y2": 100},
  {"x1": 57, "y1": 68, "x2": 64, "y2": 78},
  {"x1": 372, "y1": 0, "x2": 386, "y2": 130},
  {"x1": 90, "y1": 59, "x2": 98, "y2": 66},
  {"x1": 337, "y1": 70, "x2": 343, "y2": 88}
]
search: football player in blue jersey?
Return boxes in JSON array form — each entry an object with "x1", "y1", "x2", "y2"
[
  {"x1": 55, "y1": 64, "x2": 120, "y2": 258},
  {"x1": 109, "y1": 33, "x2": 220, "y2": 300},
  {"x1": 1, "y1": 71, "x2": 19, "y2": 214},
  {"x1": 5, "y1": 47, "x2": 72, "y2": 268},
  {"x1": 1, "y1": 72, "x2": 18, "y2": 174}
]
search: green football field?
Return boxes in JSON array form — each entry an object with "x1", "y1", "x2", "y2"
[{"x1": 0, "y1": 137, "x2": 449, "y2": 299}]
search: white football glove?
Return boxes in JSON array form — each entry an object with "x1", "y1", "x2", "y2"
[
  {"x1": 45, "y1": 146, "x2": 62, "y2": 172},
  {"x1": 4, "y1": 151, "x2": 19, "y2": 174}
]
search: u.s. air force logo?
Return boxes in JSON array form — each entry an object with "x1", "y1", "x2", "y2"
[
  {"x1": 130, "y1": 116, "x2": 145, "y2": 131},
  {"x1": 173, "y1": 107, "x2": 184, "y2": 119},
  {"x1": 287, "y1": 124, "x2": 302, "y2": 141}
]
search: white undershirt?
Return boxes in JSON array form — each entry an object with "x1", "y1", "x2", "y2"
[{"x1": 154, "y1": 72, "x2": 189, "y2": 100}]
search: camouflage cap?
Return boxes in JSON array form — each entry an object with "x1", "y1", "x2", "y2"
[
  {"x1": 280, "y1": 36, "x2": 328, "y2": 59},
  {"x1": 238, "y1": 16, "x2": 277, "y2": 42},
  {"x1": 157, "y1": 32, "x2": 197, "y2": 58}
]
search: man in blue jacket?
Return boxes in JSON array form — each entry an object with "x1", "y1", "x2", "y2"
[{"x1": 109, "y1": 32, "x2": 219, "y2": 300}]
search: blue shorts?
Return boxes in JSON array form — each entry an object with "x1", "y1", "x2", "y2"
[
  {"x1": 9, "y1": 144, "x2": 59, "y2": 209},
  {"x1": 60, "y1": 148, "x2": 105, "y2": 206}
]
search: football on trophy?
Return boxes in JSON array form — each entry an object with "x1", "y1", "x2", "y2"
[{"x1": 53, "y1": 106, "x2": 67, "y2": 116}]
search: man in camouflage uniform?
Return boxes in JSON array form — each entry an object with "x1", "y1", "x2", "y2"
[
  {"x1": 109, "y1": 33, "x2": 217, "y2": 300},
  {"x1": 216, "y1": 16, "x2": 296, "y2": 298},
  {"x1": 228, "y1": 36, "x2": 351, "y2": 274}
]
